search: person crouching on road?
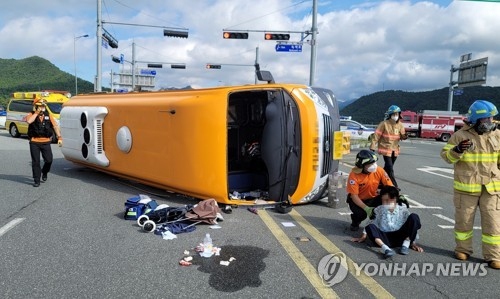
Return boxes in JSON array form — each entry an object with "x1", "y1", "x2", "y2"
[
  {"x1": 370, "y1": 105, "x2": 408, "y2": 188},
  {"x1": 351, "y1": 186, "x2": 423, "y2": 258},
  {"x1": 23, "y1": 97, "x2": 62, "y2": 187},
  {"x1": 440, "y1": 100, "x2": 500, "y2": 270},
  {"x1": 346, "y1": 150, "x2": 393, "y2": 231}
]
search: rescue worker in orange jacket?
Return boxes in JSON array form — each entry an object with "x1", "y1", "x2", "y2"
[
  {"x1": 441, "y1": 100, "x2": 500, "y2": 269},
  {"x1": 370, "y1": 105, "x2": 407, "y2": 188},
  {"x1": 347, "y1": 150, "x2": 394, "y2": 231},
  {"x1": 23, "y1": 97, "x2": 62, "y2": 187}
]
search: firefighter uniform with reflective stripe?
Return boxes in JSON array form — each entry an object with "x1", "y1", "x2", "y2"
[
  {"x1": 441, "y1": 123, "x2": 500, "y2": 262},
  {"x1": 370, "y1": 118, "x2": 406, "y2": 187},
  {"x1": 371, "y1": 119, "x2": 406, "y2": 156}
]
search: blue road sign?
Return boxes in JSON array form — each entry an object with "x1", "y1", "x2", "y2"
[
  {"x1": 453, "y1": 89, "x2": 463, "y2": 96},
  {"x1": 275, "y1": 44, "x2": 302, "y2": 52},
  {"x1": 120, "y1": 54, "x2": 124, "y2": 64},
  {"x1": 140, "y1": 69, "x2": 157, "y2": 76}
]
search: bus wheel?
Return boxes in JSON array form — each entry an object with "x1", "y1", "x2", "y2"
[
  {"x1": 275, "y1": 201, "x2": 293, "y2": 214},
  {"x1": 440, "y1": 133, "x2": 451, "y2": 142},
  {"x1": 9, "y1": 124, "x2": 21, "y2": 138}
]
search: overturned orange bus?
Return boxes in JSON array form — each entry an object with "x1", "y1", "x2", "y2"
[{"x1": 60, "y1": 78, "x2": 344, "y2": 212}]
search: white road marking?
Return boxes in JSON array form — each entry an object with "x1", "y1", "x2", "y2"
[
  {"x1": 416, "y1": 166, "x2": 454, "y2": 179},
  {"x1": 338, "y1": 212, "x2": 352, "y2": 215},
  {"x1": 405, "y1": 198, "x2": 442, "y2": 209},
  {"x1": 433, "y1": 214, "x2": 481, "y2": 230},
  {"x1": 0, "y1": 218, "x2": 25, "y2": 237}
]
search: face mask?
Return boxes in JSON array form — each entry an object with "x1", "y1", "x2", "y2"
[
  {"x1": 41, "y1": 107, "x2": 46, "y2": 112},
  {"x1": 383, "y1": 203, "x2": 395, "y2": 210},
  {"x1": 366, "y1": 163, "x2": 377, "y2": 173},
  {"x1": 391, "y1": 115, "x2": 399, "y2": 122},
  {"x1": 476, "y1": 120, "x2": 496, "y2": 134}
]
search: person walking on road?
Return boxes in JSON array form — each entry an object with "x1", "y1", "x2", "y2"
[
  {"x1": 441, "y1": 100, "x2": 500, "y2": 269},
  {"x1": 370, "y1": 105, "x2": 407, "y2": 188},
  {"x1": 346, "y1": 150, "x2": 394, "y2": 231},
  {"x1": 23, "y1": 96, "x2": 62, "y2": 187},
  {"x1": 351, "y1": 185, "x2": 423, "y2": 258}
]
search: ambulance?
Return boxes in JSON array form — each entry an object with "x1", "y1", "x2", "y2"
[
  {"x1": 5, "y1": 91, "x2": 71, "y2": 142},
  {"x1": 60, "y1": 73, "x2": 346, "y2": 211}
]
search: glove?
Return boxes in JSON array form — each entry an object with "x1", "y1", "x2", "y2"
[
  {"x1": 400, "y1": 133, "x2": 408, "y2": 140},
  {"x1": 363, "y1": 206, "x2": 374, "y2": 217},
  {"x1": 453, "y1": 139, "x2": 472, "y2": 153},
  {"x1": 57, "y1": 138, "x2": 63, "y2": 147}
]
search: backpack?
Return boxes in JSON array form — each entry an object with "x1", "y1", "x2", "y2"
[{"x1": 124, "y1": 195, "x2": 158, "y2": 220}]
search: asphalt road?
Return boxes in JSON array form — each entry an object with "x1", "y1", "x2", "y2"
[{"x1": 0, "y1": 130, "x2": 498, "y2": 298}]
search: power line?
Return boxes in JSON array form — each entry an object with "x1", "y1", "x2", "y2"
[
  {"x1": 111, "y1": 0, "x2": 185, "y2": 29},
  {"x1": 225, "y1": 0, "x2": 310, "y2": 29}
]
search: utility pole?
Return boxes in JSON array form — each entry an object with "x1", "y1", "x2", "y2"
[
  {"x1": 95, "y1": 0, "x2": 188, "y2": 92},
  {"x1": 132, "y1": 42, "x2": 136, "y2": 91},
  {"x1": 255, "y1": 46, "x2": 259, "y2": 84},
  {"x1": 96, "y1": 0, "x2": 103, "y2": 92},
  {"x1": 309, "y1": 0, "x2": 318, "y2": 86}
]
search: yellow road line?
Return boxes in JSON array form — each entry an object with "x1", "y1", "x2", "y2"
[
  {"x1": 289, "y1": 209, "x2": 395, "y2": 299},
  {"x1": 259, "y1": 210, "x2": 338, "y2": 299}
]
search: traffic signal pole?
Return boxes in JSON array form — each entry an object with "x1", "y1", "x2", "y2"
[
  {"x1": 309, "y1": 0, "x2": 318, "y2": 86},
  {"x1": 96, "y1": 0, "x2": 102, "y2": 92},
  {"x1": 96, "y1": 0, "x2": 188, "y2": 92}
]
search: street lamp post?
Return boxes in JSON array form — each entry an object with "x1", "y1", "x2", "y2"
[{"x1": 74, "y1": 34, "x2": 89, "y2": 95}]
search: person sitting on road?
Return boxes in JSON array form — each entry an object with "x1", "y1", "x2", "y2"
[
  {"x1": 351, "y1": 186, "x2": 424, "y2": 258},
  {"x1": 347, "y1": 150, "x2": 393, "y2": 231}
]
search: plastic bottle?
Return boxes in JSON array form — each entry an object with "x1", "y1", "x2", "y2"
[{"x1": 202, "y1": 233, "x2": 213, "y2": 257}]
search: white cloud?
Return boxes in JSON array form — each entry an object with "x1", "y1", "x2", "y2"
[{"x1": 0, "y1": 0, "x2": 498, "y2": 101}]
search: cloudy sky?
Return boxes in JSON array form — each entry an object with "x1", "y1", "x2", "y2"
[{"x1": 0, "y1": 0, "x2": 499, "y2": 101}]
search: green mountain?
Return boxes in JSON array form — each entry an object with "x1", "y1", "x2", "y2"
[
  {"x1": 340, "y1": 86, "x2": 500, "y2": 125},
  {"x1": 1, "y1": 56, "x2": 499, "y2": 125},
  {"x1": 0, "y1": 56, "x2": 95, "y2": 106}
]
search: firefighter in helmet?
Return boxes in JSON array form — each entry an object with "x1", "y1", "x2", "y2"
[
  {"x1": 441, "y1": 100, "x2": 500, "y2": 269},
  {"x1": 346, "y1": 150, "x2": 393, "y2": 231},
  {"x1": 370, "y1": 105, "x2": 408, "y2": 188},
  {"x1": 23, "y1": 96, "x2": 62, "y2": 187}
]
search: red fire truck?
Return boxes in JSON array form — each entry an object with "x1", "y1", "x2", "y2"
[{"x1": 400, "y1": 110, "x2": 465, "y2": 142}]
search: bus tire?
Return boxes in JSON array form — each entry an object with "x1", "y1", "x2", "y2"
[{"x1": 9, "y1": 124, "x2": 21, "y2": 138}]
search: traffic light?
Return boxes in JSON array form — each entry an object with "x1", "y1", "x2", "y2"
[
  {"x1": 223, "y1": 32, "x2": 249, "y2": 39},
  {"x1": 163, "y1": 29, "x2": 189, "y2": 38},
  {"x1": 102, "y1": 29, "x2": 118, "y2": 48},
  {"x1": 206, "y1": 64, "x2": 221, "y2": 69},
  {"x1": 111, "y1": 56, "x2": 121, "y2": 63},
  {"x1": 170, "y1": 64, "x2": 186, "y2": 69},
  {"x1": 147, "y1": 64, "x2": 163, "y2": 68},
  {"x1": 264, "y1": 33, "x2": 290, "y2": 40}
]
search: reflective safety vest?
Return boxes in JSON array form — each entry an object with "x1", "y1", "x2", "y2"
[
  {"x1": 370, "y1": 119, "x2": 406, "y2": 157},
  {"x1": 441, "y1": 124, "x2": 500, "y2": 195}
]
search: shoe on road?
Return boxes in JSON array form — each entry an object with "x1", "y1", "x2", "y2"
[
  {"x1": 489, "y1": 261, "x2": 500, "y2": 269},
  {"x1": 455, "y1": 252, "x2": 469, "y2": 261},
  {"x1": 384, "y1": 249, "x2": 395, "y2": 258}
]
